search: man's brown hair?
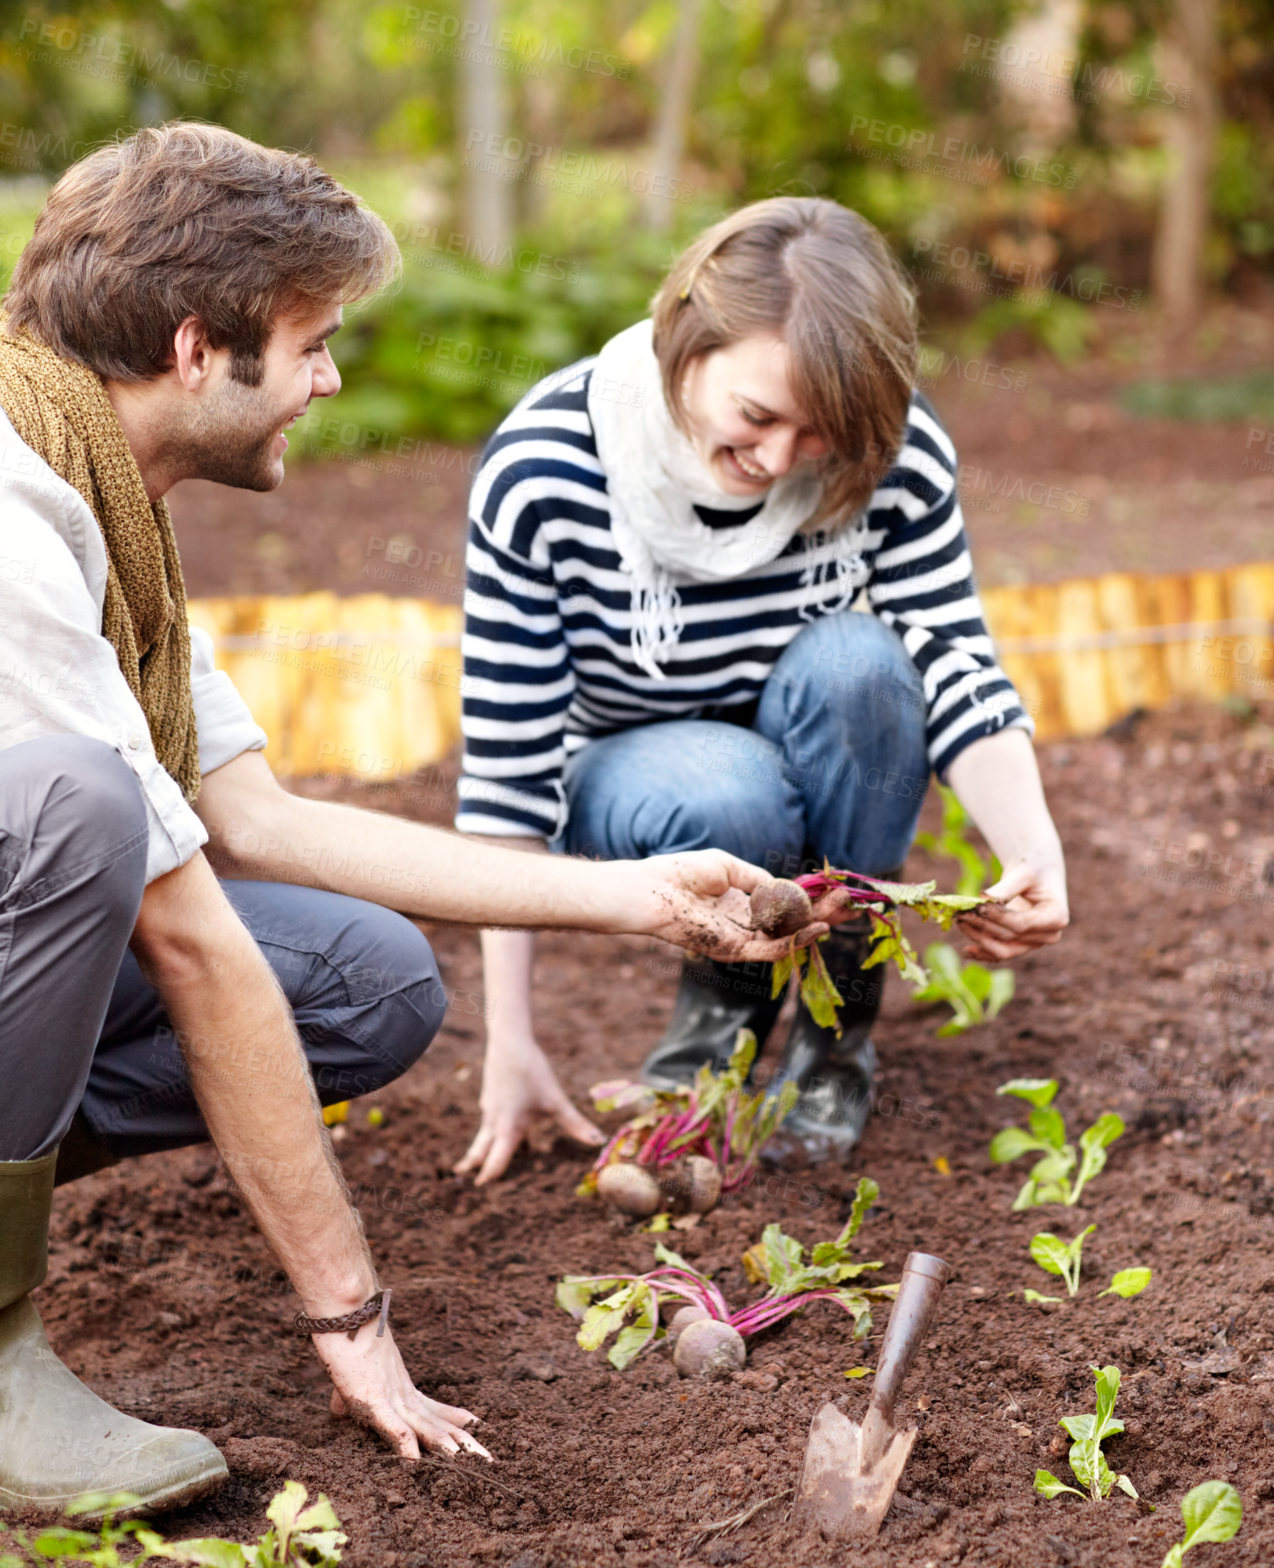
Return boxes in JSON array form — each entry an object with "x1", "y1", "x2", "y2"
[
  {"x1": 4, "y1": 122, "x2": 399, "y2": 386},
  {"x1": 651, "y1": 196, "x2": 918, "y2": 527}
]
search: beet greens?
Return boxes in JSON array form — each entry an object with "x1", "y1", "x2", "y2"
[
  {"x1": 579, "y1": 1030, "x2": 798, "y2": 1203},
  {"x1": 557, "y1": 1179, "x2": 897, "y2": 1370},
  {"x1": 770, "y1": 866, "x2": 987, "y2": 1032}
]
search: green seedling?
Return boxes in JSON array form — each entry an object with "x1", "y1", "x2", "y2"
[
  {"x1": 0, "y1": 1482, "x2": 345, "y2": 1568},
  {"x1": 1160, "y1": 1481, "x2": 1242, "y2": 1568},
  {"x1": 912, "y1": 942, "x2": 1015, "y2": 1036},
  {"x1": 1102, "y1": 1268, "x2": 1153, "y2": 1299},
  {"x1": 990, "y1": 1078, "x2": 1124, "y2": 1208},
  {"x1": 1029, "y1": 1225, "x2": 1096, "y2": 1298},
  {"x1": 1035, "y1": 1364, "x2": 1139, "y2": 1503},
  {"x1": 913, "y1": 782, "x2": 1001, "y2": 895},
  {"x1": 1025, "y1": 1231, "x2": 1151, "y2": 1306}
]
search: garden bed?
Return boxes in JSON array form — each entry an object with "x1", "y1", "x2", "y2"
[{"x1": 33, "y1": 697, "x2": 1274, "y2": 1568}]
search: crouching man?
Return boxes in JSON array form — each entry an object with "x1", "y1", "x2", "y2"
[{"x1": 0, "y1": 123, "x2": 833, "y2": 1515}]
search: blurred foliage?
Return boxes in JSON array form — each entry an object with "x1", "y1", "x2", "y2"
[
  {"x1": 1118, "y1": 368, "x2": 1274, "y2": 423},
  {"x1": 0, "y1": 0, "x2": 1272, "y2": 443},
  {"x1": 301, "y1": 232, "x2": 665, "y2": 445}
]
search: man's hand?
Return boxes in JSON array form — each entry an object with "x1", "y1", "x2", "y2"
[
  {"x1": 957, "y1": 854, "x2": 1069, "y2": 962},
  {"x1": 131, "y1": 853, "x2": 477, "y2": 1462},
  {"x1": 316, "y1": 1321, "x2": 491, "y2": 1461},
  {"x1": 610, "y1": 849, "x2": 829, "y2": 958},
  {"x1": 455, "y1": 1027, "x2": 605, "y2": 1186},
  {"x1": 455, "y1": 851, "x2": 836, "y2": 1187}
]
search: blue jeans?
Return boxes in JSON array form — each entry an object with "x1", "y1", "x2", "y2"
[{"x1": 558, "y1": 612, "x2": 929, "y2": 876}]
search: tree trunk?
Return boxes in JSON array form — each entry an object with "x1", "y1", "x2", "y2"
[
  {"x1": 460, "y1": 0, "x2": 514, "y2": 266},
  {"x1": 643, "y1": 0, "x2": 704, "y2": 232},
  {"x1": 1151, "y1": 0, "x2": 1219, "y2": 333}
]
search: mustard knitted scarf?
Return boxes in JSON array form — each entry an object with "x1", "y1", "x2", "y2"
[{"x1": 0, "y1": 330, "x2": 200, "y2": 801}]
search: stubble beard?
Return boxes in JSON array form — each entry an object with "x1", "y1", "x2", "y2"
[{"x1": 174, "y1": 377, "x2": 294, "y2": 492}]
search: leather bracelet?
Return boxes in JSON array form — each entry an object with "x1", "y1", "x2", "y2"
[{"x1": 294, "y1": 1287, "x2": 391, "y2": 1341}]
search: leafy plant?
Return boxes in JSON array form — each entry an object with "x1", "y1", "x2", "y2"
[
  {"x1": 963, "y1": 293, "x2": 1097, "y2": 365},
  {"x1": 1119, "y1": 369, "x2": 1274, "y2": 425},
  {"x1": 1026, "y1": 1229, "x2": 1151, "y2": 1306},
  {"x1": 0, "y1": 1483, "x2": 345, "y2": 1568},
  {"x1": 765, "y1": 866, "x2": 987, "y2": 1031},
  {"x1": 1029, "y1": 1225, "x2": 1096, "y2": 1299},
  {"x1": 1035, "y1": 1365, "x2": 1139, "y2": 1503},
  {"x1": 1160, "y1": 1481, "x2": 1243, "y2": 1568},
  {"x1": 912, "y1": 942, "x2": 1015, "y2": 1036},
  {"x1": 557, "y1": 1179, "x2": 896, "y2": 1370},
  {"x1": 735, "y1": 1179, "x2": 894, "y2": 1340},
  {"x1": 913, "y1": 783, "x2": 1001, "y2": 896},
  {"x1": 1102, "y1": 1268, "x2": 1153, "y2": 1299},
  {"x1": 580, "y1": 1031, "x2": 799, "y2": 1209},
  {"x1": 989, "y1": 1079, "x2": 1124, "y2": 1208}
]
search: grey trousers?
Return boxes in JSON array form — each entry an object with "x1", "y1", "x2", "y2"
[{"x1": 0, "y1": 735, "x2": 445, "y2": 1167}]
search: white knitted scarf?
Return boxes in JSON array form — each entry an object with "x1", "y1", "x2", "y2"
[{"x1": 587, "y1": 319, "x2": 868, "y2": 679}]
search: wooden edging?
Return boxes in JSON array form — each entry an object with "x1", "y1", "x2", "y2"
[{"x1": 189, "y1": 561, "x2": 1274, "y2": 778}]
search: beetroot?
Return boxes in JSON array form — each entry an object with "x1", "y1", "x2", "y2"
[
  {"x1": 659, "y1": 1155, "x2": 722, "y2": 1215},
  {"x1": 596, "y1": 1162, "x2": 662, "y2": 1217},
  {"x1": 559, "y1": 1185, "x2": 892, "y2": 1373},
  {"x1": 666, "y1": 1304, "x2": 710, "y2": 1344},
  {"x1": 767, "y1": 865, "x2": 991, "y2": 1032},
  {"x1": 581, "y1": 1033, "x2": 800, "y2": 1214},
  {"x1": 748, "y1": 878, "x2": 814, "y2": 937},
  {"x1": 673, "y1": 1319, "x2": 747, "y2": 1379}
]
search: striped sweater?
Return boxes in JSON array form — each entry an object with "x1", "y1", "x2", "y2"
[{"x1": 456, "y1": 363, "x2": 1031, "y2": 838}]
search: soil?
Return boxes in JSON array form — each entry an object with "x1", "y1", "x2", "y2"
[
  {"x1": 20, "y1": 305, "x2": 1274, "y2": 1565},
  {"x1": 29, "y1": 697, "x2": 1274, "y2": 1568}
]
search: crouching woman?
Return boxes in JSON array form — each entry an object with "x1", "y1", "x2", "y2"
[{"x1": 453, "y1": 196, "x2": 1068, "y2": 1181}]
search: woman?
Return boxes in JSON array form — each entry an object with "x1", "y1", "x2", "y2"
[{"x1": 453, "y1": 197, "x2": 1068, "y2": 1183}]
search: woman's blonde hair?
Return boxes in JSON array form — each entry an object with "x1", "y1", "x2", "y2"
[{"x1": 651, "y1": 197, "x2": 918, "y2": 526}]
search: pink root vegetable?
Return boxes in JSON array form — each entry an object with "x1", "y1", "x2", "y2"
[
  {"x1": 673, "y1": 1318, "x2": 747, "y2": 1379},
  {"x1": 749, "y1": 879, "x2": 814, "y2": 938},
  {"x1": 667, "y1": 1305, "x2": 711, "y2": 1344},
  {"x1": 596, "y1": 1162, "x2": 663, "y2": 1218},
  {"x1": 660, "y1": 1155, "x2": 724, "y2": 1216}
]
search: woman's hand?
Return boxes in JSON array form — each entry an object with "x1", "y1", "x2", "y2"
[
  {"x1": 957, "y1": 853, "x2": 1069, "y2": 962},
  {"x1": 316, "y1": 1320, "x2": 492, "y2": 1460},
  {"x1": 611, "y1": 849, "x2": 830, "y2": 958},
  {"x1": 454, "y1": 1025, "x2": 605, "y2": 1186},
  {"x1": 456, "y1": 852, "x2": 832, "y2": 1187}
]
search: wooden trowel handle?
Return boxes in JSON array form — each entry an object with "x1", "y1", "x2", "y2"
[{"x1": 867, "y1": 1251, "x2": 949, "y2": 1433}]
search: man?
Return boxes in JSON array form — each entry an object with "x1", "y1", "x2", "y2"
[{"x1": 0, "y1": 122, "x2": 835, "y2": 1515}]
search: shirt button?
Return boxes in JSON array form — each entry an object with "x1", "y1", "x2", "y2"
[{"x1": 126, "y1": 730, "x2": 144, "y2": 751}]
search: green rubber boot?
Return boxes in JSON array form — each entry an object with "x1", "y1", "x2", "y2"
[{"x1": 0, "y1": 1152, "x2": 228, "y2": 1518}]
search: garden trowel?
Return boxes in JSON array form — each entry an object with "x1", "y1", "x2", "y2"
[{"x1": 791, "y1": 1250, "x2": 949, "y2": 1541}]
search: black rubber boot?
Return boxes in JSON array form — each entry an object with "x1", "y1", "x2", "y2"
[
  {"x1": 641, "y1": 954, "x2": 786, "y2": 1090},
  {"x1": 764, "y1": 917, "x2": 883, "y2": 1161}
]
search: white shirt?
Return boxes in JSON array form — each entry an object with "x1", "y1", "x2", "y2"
[{"x1": 0, "y1": 405, "x2": 267, "y2": 882}]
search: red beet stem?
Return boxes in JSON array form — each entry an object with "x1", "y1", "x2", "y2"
[
  {"x1": 591, "y1": 1127, "x2": 633, "y2": 1174},
  {"x1": 646, "y1": 1267, "x2": 731, "y2": 1318},
  {"x1": 729, "y1": 1287, "x2": 860, "y2": 1337}
]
